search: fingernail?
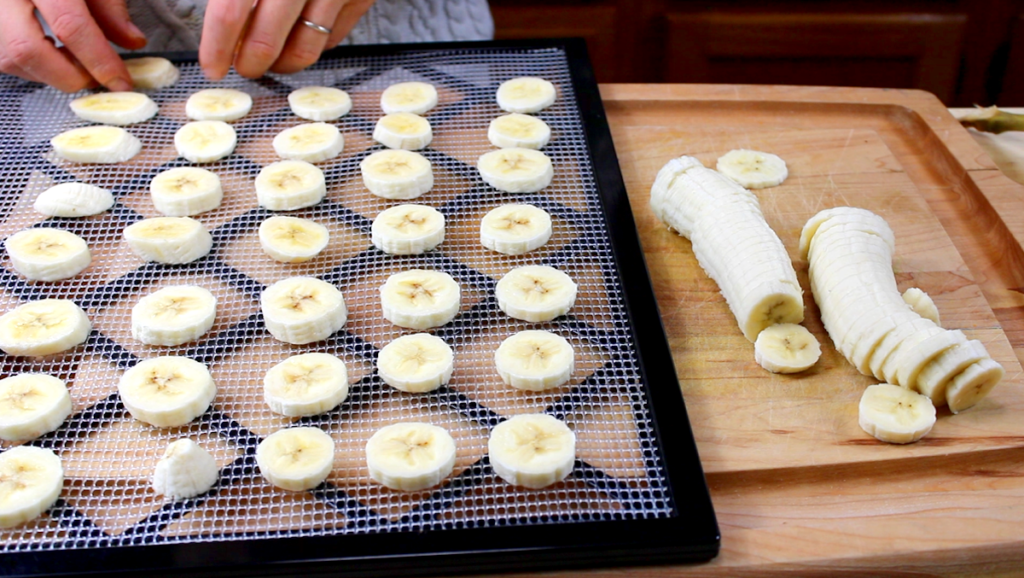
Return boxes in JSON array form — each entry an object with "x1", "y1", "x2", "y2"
[
  {"x1": 127, "y1": 22, "x2": 146, "y2": 40},
  {"x1": 109, "y1": 78, "x2": 132, "y2": 92}
]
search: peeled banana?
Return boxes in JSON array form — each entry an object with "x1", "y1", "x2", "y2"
[
  {"x1": 479, "y1": 204, "x2": 552, "y2": 255},
  {"x1": 716, "y1": 149, "x2": 789, "y2": 189},
  {"x1": 123, "y1": 216, "x2": 213, "y2": 264},
  {"x1": 495, "y1": 265, "x2": 577, "y2": 322},
  {"x1": 376, "y1": 333, "x2": 454, "y2": 393},
  {"x1": 33, "y1": 182, "x2": 113, "y2": 218},
  {"x1": 131, "y1": 285, "x2": 217, "y2": 346},
  {"x1": 902, "y1": 287, "x2": 940, "y2": 326},
  {"x1": 261, "y1": 277, "x2": 347, "y2": 344},
  {"x1": 125, "y1": 57, "x2": 179, "y2": 89},
  {"x1": 380, "y1": 82, "x2": 438, "y2": 115},
  {"x1": 380, "y1": 269, "x2": 461, "y2": 330},
  {"x1": 360, "y1": 150, "x2": 433, "y2": 200},
  {"x1": 753, "y1": 323, "x2": 821, "y2": 374},
  {"x1": 150, "y1": 167, "x2": 223, "y2": 217},
  {"x1": 477, "y1": 148, "x2": 553, "y2": 193},
  {"x1": 0, "y1": 373, "x2": 72, "y2": 441},
  {"x1": 289, "y1": 86, "x2": 352, "y2": 121},
  {"x1": 258, "y1": 216, "x2": 329, "y2": 262},
  {"x1": 255, "y1": 160, "x2": 326, "y2": 211},
  {"x1": 496, "y1": 77, "x2": 557, "y2": 113},
  {"x1": 51, "y1": 126, "x2": 141, "y2": 164},
  {"x1": 69, "y1": 92, "x2": 157, "y2": 126},
  {"x1": 365, "y1": 422, "x2": 456, "y2": 491},
  {"x1": 494, "y1": 330, "x2": 575, "y2": 391},
  {"x1": 152, "y1": 439, "x2": 219, "y2": 499},
  {"x1": 0, "y1": 299, "x2": 91, "y2": 357},
  {"x1": 5, "y1": 228, "x2": 91, "y2": 281},
  {"x1": 0, "y1": 446, "x2": 63, "y2": 528},
  {"x1": 256, "y1": 426, "x2": 335, "y2": 491},
  {"x1": 488, "y1": 413, "x2": 575, "y2": 489},
  {"x1": 272, "y1": 122, "x2": 344, "y2": 163},
  {"x1": 373, "y1": 112, "x2": 432, "y2": 150},
  {"x1": 186, "y1": 88, "x2": 252, "y2": 122},
  {"x1": 371, "y1": 204, "x2": 445, "y2": 255},
  {"x1": 858, "y1": 383, "x2": 935, "y2": 444},
  {"x1": 488, "y1": 113, "x2": 551, "y2": 149},
  {"x1": 175, "y1": 121, "x2": 237, "y2": 163},
  {"x1": 264, "y1": 352, "x2": 349, "y2": 416},
  {"x1": 118, "y1": 356, "x2": 217, "y2": 428}
]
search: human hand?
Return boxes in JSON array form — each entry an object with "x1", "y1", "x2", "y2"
[
  {"x1": 200, "y1": 0, "x2": 376, "y2": 80},
  {"x1": 0, "y1": 0, "x2": 146, "y2": 92}
]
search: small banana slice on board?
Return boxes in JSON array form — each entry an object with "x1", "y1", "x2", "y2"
[
  {"x1": 261, "y1": 277, "x2": 347, "y2": 345},
  {"x1": 495, "y1": 265, "x2": 577, "y2": 322},
  {"x1": 150, "y1": 167, "x2": 223, "y2": 217},
  {"x1": 264, "y1": 352, "x2": 349, "y2": 417},
  {"x1": 373, "y1": 112, "x2": 432, "y2": 150},
  {"x1": 256, "y1": 426, "x2": 335, "y2": 491},
  {"x1": 496, "y1": 77, "x2": 557, "y2": 113},
  {"x1": 365, "y1": 422, "x2": 456, "y2": 491},
  {"x1": 488, "y1": 413, "x2": 575, "y2": 489},
  {"x1": 480, "y1": 204, "x2": 552, "y2": 255},
  {"x1": 123, "y1": 216, "x2": 213, "y2": 264},
  {"x1": 716, "y1": 149, "x2": 789, "y2": 189},
  {"x1": 5, "y1": 228, "x2": 91, "y2": 281},
  {"x1": 69, "y1": 92, "x2": 158, "y2": 126},
  {"x1": 0, "y1": 373, "x2": 72, "y2": 441},
  {"x1": 360, "y1": 149, "x2": 433, "y2": 200},
  {"x1": 478, "y1": 148, "x2": 553, "y2": 193},
  {"x1": 0, "y1": 446, "x2": 63, "y2": 529},
  {"x1": 125, "y1": 57, "x2": 179, "y2": 89},
  {"x1": 947, "y1": 358, "x2": 1005, "y2": 414},
  {"x1": 753, "y1": 323, "x2": 821, "y2": 374},
  {"x1": 175, "y1": 121, "x2": 237, "y2": 163},
  {"x1": 131, "y1": 285, "x2": 217, "y2": 346},
  {"x1": 152, "y1": 439, "x2": 219, "y2": 499},
  {"x1": 118, "y1": 356, "x2": 216, "y2": 428},
  {"x1": 380, "y1": 269, "x2": 461, "y2": 330},
  {"x1": 858, "y1": 383, "x2": 935, "y2": 444},
  {"x1": 495, "y1": 330, "x2": 574, "y2": 391},
  {"x1": 256, "y1": 160, "x2": 326, "y2": 211},
  {"x1": 51, "y1": 126, "x2": 141, "y2": 164},
  {"x1": 186, "y1": 88, "x2": 252, "y2": 121},
  {"x1": 272, "y1": 122, "x2": 344, "y2": 163},
  {"x1": 0, "y1": 299, "x2": 91, "y2": 357},
  {"x1": 258, "y1": 216, "x2": 329, "y2": 262},
  {"x1": 916, "y1": 340, "x2": 989, "y2": 405},
  {"x1": 34, "y1": 182, "x2": 113, "y2": 217},
  {"x1": 902, "y1": 287, "x2": 941, "y2": 326},
  {"x1": 380, "y1": 82, "x2": 438, "y2": 115},
  {"x1": 377, "y1": 333, "x2": 454, "y2": 393},
  {"x1": 289, "y1": 86, "x2": 352, "y2": 121},
  {"x1": 488, "y1": 113, "x2": 551, "y2": 150},
  {"x1": 371, "y1": 204, "x2": 445, "y2": 255}
]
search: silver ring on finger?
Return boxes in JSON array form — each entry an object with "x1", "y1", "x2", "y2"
[{"x1": 301, "y1": 19, "x2": 332, "y2": 34}]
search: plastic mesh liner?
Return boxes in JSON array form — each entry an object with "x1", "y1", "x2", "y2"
[{"x1": 0, "y1": 46, "x2": 674, "y2": 552}]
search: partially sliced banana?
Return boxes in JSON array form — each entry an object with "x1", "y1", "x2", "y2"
[
  {"x1": 150, "y1": 167, "x2": 223, "y2": 217},
  {"x1": 272, "y1": 122, "x2": 344, "y2": 163},
  {"x1": 131, "y1": 285, "x2": 217, "y2": 346},
  {"x1": 480, "y1": 204, "x2": 552, "y2": 255},
  {"x1": 716, "y1": 149, "x2": 788, "y2": 189},
  {"x1": 365, "y1": 422, "x2": 456, "y2": 491},
  {"x1": 152, "y1": 439, "x2": 219, "y2": 499},
  {"x1": 360, "y1": 149, "x2": 433, "y2": 200},
  {"x1": 371, "y1": 204, "x2": 445, "y2": 255},
  {"x1": 478, "y1": 148, "x2": 553, "y2": 193},
  {"x1": 380, "y1": 82, "x2": 438, "y2": 115},
  {"x1": 488, "y1": 413, "x2": 575, "y2": 489},
  {"x1": 125, "y1": 56, "x2": 179, "y2": 89},
  {"x1": 258, "y1": 216, "x2": 329, "y2": 263},
  {"x1": 186, "y1": 88, "x2": 253, "y2": 121},
  {"x1": 123, "y1": 216, "x2": 212, "y2": 264},
  {"x1": 380, "y1": 269, "x2": 461, "y2": 330},
  {"x1": 289, "y1": 86, "x2": 352, "y2": 121},
  {"x1": 174, "y1": 120, "x2": 237, "y2": 163},
  {"x1": 69, "y1": 92, "x2": 158, "y2": 126},
  {"x1": 118, "y1": 356, "x2": 216, "y2": 428},
  {"x1": 373, "y1": 112, "x2": 432, "y2": 150},
  {"x1": 0, "y1": 446, "x2": 63, "y2": 529},
  {"x1": 34, "y1": 182, "x2": 114, "y2": 218},
  {"x1": 256, "y1": 426, "x2": 335, "y2": 491},
  {"x1": 496, "y1": 77, "x2": 557, "y2": 113},
  {"x1": 858, "y1": 383, "x2": 935, "y2": 444},
  {"x1": 488, "y1": 113, "x2": 551, "y2": 149},
  {"x1": 902, "y1": 287, "x2": 941, "y2": 326},
  {"x1": 261, "y1": 277, "x2": 347, "y2": 345},
  {"x1": 264, "y1": 353, "x2": 348, "y2": 417},
  {"x1": 0, "y1": 299, "x2": 91, "y2": 357},
  {"x1": 5, "y1": 228, "x2": 91, "y2": 281},
  {"x1": 255, "y1": 160, "x2": 326, "y2": 211},
  {"x1": 377, "y1": 333, "x2": 454, "y2": 393},
  {"x1": 51, "y1": 126, "x2": 141, "y2": 164},
  {"x1": 0, "y1": 373, "x2": 72, "y2": 441},
  {"x1": 753, "y1": 323, "x2": 821, "y2": 374},
  {"x1": 495, "y1": 330, "x2": 574, "y2": 391},
  {"x1": 495, "y1": 265, "x2": 577, "y2": 322},
  {"x1": 946, "y1": 358, "x2": 1005, "y2": 414}
]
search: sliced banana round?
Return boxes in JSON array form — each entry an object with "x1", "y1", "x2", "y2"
[
  {"x1": 365, "y1": 422, "x2": 456, "y2": 491},
  {"x1": 150, "y1": 167, "x2": 223, "y2": 217},
  {"x1": 5, "y1": 228, "x2": 91, "y2": 282},
  {"x1": 272, "y1": 122, "x2": 344, "y2": 163},
  {"x1": 125, "y1": 56, "x2": 179, "y2": 89},
  {"x1": 289, "y1": 86, "x2": 352, "y2": 121},
  {"x1": 380, "y1": 82, "x2": 438, "y2": 115},
  {"x1": 152, "y1": 439, "x2": 219, "y2": 499},
  {"x1": 256, "y1": 426, "x2": 335, "y2": 491},
  {"x1": 255, "y1": 160, "x2": 326, "y2": 211},
  {"x1": 185, "y1": 88, "x2": 253, "y2": 121},
  {"x1": 0, "y1": 299, "x2": 91, "y2": 357},
  {"x1": 258, "y1": 216, "x2": 329, "y2": 263},
  {"x1": 480, "y1": 204, "x2": 552, "y2": 255},
  {"x1": 131, "y1": 285, "x2": 217, "y2": 346},
  {"x1": 946, "y1": 358, "x2": 1005, "y2": 414},
  {"x1": 495, "y1": 265, "x2": 577, "y2": 322},
  {"x1": 34, "y1": 182, "x2": 114, "y2": 218},
  {"x1": 123, "y1": 216, "x2": 212, "y2": 264},
  {"x1": 360, "y1": 149, "x2": 433, "y2": 200},
  {"x1": 118, "y1": 356, "x2": 216, "y2": 428},
  {"x1": 380, "y1": 269, "x2": 461, "y2": 330},
  {"x1": 902, "y1": 287, "x2": 940, "y2": 326},
  {"x1": 917, "y1": 340, "x2": 989, "y2": 405},
  {"x1": 495, "y1": 330, "x2": 574, "y2": 391},
  {"x1": 716, "y1": 149, "x2": 788, "y2": 189},
  {"x1": 373, "y1": 112, "x2": 432, "y2": 150},
  {"x1": 753, "y1": 323, "x2": 821, "y2": 374},
  {"x1": 496, "y1": 77, "x2": 557, "y2": 113},
  {"x1": 0, "y1": 446, "x2": 63, "y2": 529},
  {"x1": 175, "y1": 120, "x2": 237, "y2": 164},
  {"x1": 377, "y1": 333, "x2": 454, "y2": 393},
  {"x1": 261, "y1": 277, "x2": 347, "y2": 345},
  {"x1": 478, "y1": 148, "x2": 553, "y2": 193},
  {"x1": 51, "y1": 126, "x2": 141, "y2": 164},
  {"x1": 858, "y1": 383, "x2": 935, "y2": 444},
  {"x1": 69, "y1": 92, "x2": 158, "y2": 126},
  {"x1": 488, "y1": 413, "x2": 575, "y2": 489},
  {"x1": 488, "y1": 113, "x2": 551, "y2": 149},
  {"x1": 371, "y1": 204, "x2": 445, "y2": 255},
  {"x1": 0, "y1": 373, "x2": 72, "y2": 441},
  {"x1": 264, "y1": 352, "x2": 349, "y2": 417}
]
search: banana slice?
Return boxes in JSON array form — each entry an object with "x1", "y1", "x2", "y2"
[
  {"x1": 377, "y1": 333, "x2": 454, "y2": 393},
  {"x1": 185, "y1": 88, "x2": 253, "y2": 121},
  {"x1": 125, "y1": 56, "x2": 179, "y2": 89},
  {"x1": 365, "y1": 422, "x2": 456, "y2": 491},
  {"x1": 488, "y1": 413, "x2": 575, "y2": 489},
  {"x1": 0, "y1": 299, "x2": 90, "y2": 357},
  {"x1": 0, "y1": 373, "x2": 72, "y2": 441},
  {"x1": 488, "y1": 113, "x2": 551, "y2": 149},
  {"x1": 477, "y1": 148, "x2": 553, "y2": 193},
  {"x1": 272, "y1": 122, "x2": 344, "y2": 163},
  {"x1": 916, "y1": 340, "x2": 989, "y2": 405},
  {"x1": 495, "y1": 265, "x2": 577, "y2": 322},
  {"x1": 255, "y1": 160, "x2": 326, "y2": 211},
  {"x1": 753, "y1": 323, "x2": 821, "y2": 374},
  {"x1": 946, "y1": 358, "x2": 1005, "y2": 414},
  {"x1": 289, "y1": 86, "x2": 352, "y2": 121},
  {"x1": 123, "y1": 216, "x2": 212, "y2": 264},
  {"x1": 716, "y1": 149, "x2": 788, "y2": 189},
  {"x1": 480, "y1": 204, "x2": 552, "y2": 255},
  {"x1": 5, "y1": 228, "x2": 91, "y2": 281},
  {"x1": 69, "y1": 92, "x2": 158, "y2": 126},
  {"x1": 152, "y1": 439, "x2": 219, "y2": 499},
  {"x1": 174, "y1": 120, "x2": 237, "y2": 163},
  {"x1": 264, "y1": 353, "x2": 349, "y2": 417},
  {"x1": 258, "y1": 216, "x2": 329, "y2": 263},
  {"x1": 902, "y1": 287, "x2": 941, "y2": 326},
  {"x1": 150, "y1": 167, "x2": 223, "y2": 217},
  {"x1": 256, "y1": 426, "x2": 335, "y2": 491},
  {"x1": 371, "y1": 204, "x2": 445, "y2": 255},
  {"x1": 858, "y1": 383, "x2": 935, "y2": 444},
  {"x1": 360, "y1": 149, "x2": 433, "y2": 200},
  {"x1": 261, "y1": 277, "x2": 347, "y2": 345},
  {"x1": 131, "y1": 285, "x2": 217, "y2": 346},
  {"x1": 51, "y1": 126, "x2": 141, "y2": 164},
  {"x1": 34, "y1": 182, "x2": 114, "y2": 218},
  {"x1": 494, "y1": 330, "x2": 574, "y2": 391},
  {"x1": 380, "y1": 269, "x2": 461, "y2": 330},
  {"x1": 380, "y1": 82, "x2": 438, "y2": 115},
  {"x1": 0, "y1": 446, "x2": 63, "y2": 529},
  {"x1": 373, "y1": 112, "x2": 432, "y2": 150},
  {"x1": 118, "y1": 356, "x2": 216, "y2": 428},
  {"x1": 496, "y1": 77, "x2": 557, "y2": 113}
]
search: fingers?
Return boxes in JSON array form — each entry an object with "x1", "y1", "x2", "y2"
[
  {"x1": 0, "y1": 0, "x2": 94, "y2": 92},
  {"x1": 34, "y1": 0, "x2": 132, "y2": 91},
  {"x1": 269, "y1": 0, "x2": 346, "y2": 74},
  {"x1": 85, "y1": 0, "x2": 146, "y2": 50},
  {"x1": 199, "y1": 0, "x2": 254, "y2": 81},
  {"x1": 233, "y1": 0, "x2": 306, "y2": 78},
  {"x1": 326, "y1": 0, "x2": 376, "y2": 47}
]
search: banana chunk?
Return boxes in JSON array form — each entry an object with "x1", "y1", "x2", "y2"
[
  {"x1": 488, "y1": 113, "x2": 551, "y2": 149},
  {"x1": 152, "y1": 439, "x2": 219, "y2": 499},
  {"x1": 0, "y1": 446, "x2": 63, "y2": 529},
  {"x1": 380, "y1": 269, "x2": 461, "y2": 330},
  {"x1": 371, "y1": 204, "x2": 445, "y2": 255},
  {"x1": 118, "y1": 356, "x2": 216, "y2": 428},
  {"x1": 272, "y1": 122, "x2": 344, "y2": 163},
  {"x1": 51, "y1": 126, "x2": 141, "y2": 164},
  {"x1": 753, "y1": 323, "x2": 821, "y2": 374},
  {"x1": 946, "y1": 358, "x2": 1005, "y2": 414},
  {"x1": 289, "y1": 86, "x2": 352, "y2": 121},
  {"x1": 716, "y1": 149, "x2": 789, "y2": 189},
  {"x1": 264, "y1": 353, "x2": 348, "y2": 417},
  {"x1": 373, "y1": 112, "x2": 432, "y2": 150},
  {"x1": 123, "y1": 216, "x2": 212, "y2": 264},
  {"x1": 365, "y1": 422, "x2": 456, "y2": 491},
  {"x1": 495, "y1": 265, "x2": 577, "y2": 322},
  {"x1": 174, "y1": 121, "x2": 237, "y2": 163},
  {"x1": 488, "y1": 413, "x2": 575, "y2": 489},
  {"x1": 0, "y1": 299, "x2": 91, "y2": 357},
  {"x1": 258, "y1": 216, "x2": 329, "y2": 263},
  {"x1": 380, "y1": 82, "x2": 438, "y2": 115},
  {"x1": 377, "y1": 333, "x2": 454, "y2": 393},
  {"x1": 480, "y1": 204, "x2": 552, "y2": 255},
  {"x1": 902, "y1": 287, "x2": 941, "y2": 326},
  {"x1": 5, "y1": 228, "x2": 91, "y2": 281},
  {"x1": 34, "y1": 182, "x2": 113, "y2": 218},
  {"x1": 255, "y1": 160, "x2": 326, "y2": 211},
  {"x1": 186, "y1": 88, "x2": 253, "y2": 121},
  {"x1": 478, "y1": 148, "x2": 553, "y2": 193},
  {"x1": 131, "y1": 285, "x2": 217, "y2": 346},
  {"x1": 360, "y1": 149, "x2": 433, "y2": 200},
  {"x1": 256, "y1": 426, "x2": 335, "y2": 491},
  {"x1": 0, "y1": 373, "x2": 72, "y2": 441},
  {"x1": 858, "y1": 383, "x2": 935, "y2": 444},
  {"x1": 150, "y1": 167, "x2": 223, "y2": 217},
  {"x1": 496, "y1": 77, "x2": 557, "y2": 113},
  {"x1": 495, "y1": 330, "x2": 574, "y2": 391},
  {"x1": 69, "y1": 92, "x2": 158, "y2": 126},
  {"x1": 125, "y1": 56, "x2": 179, "y2": 89},
  {"x1": 261, "y1": 277, "x2": 347, "y2": 344}
]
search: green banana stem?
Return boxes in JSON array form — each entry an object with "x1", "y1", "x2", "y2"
[{"x1": 959, "y1": 106, "x2": 1024, "y2": 134}]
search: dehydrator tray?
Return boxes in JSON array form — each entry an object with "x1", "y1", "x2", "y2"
[{"x1": 0, "y1": 39, "x2": 719, "y2": 577}]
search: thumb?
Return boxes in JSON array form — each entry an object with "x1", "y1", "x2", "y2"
[{"x1": 85, "y1": 0, "x2": 147, "y2": 49}]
